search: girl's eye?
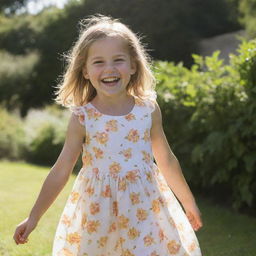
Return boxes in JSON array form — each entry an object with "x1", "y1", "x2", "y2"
[
  {"x1": 93, "y1": 61, "x2": 103, "y2": 64},
  {"x1": 115, "y1": 58, "x2": 124, "y2": 62}
]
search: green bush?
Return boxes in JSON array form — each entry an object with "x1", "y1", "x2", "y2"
[
  {"x1": 155, "y1": 39, "x2": 256, "y2": 210},
  {"x1": 0, "y1": 105, "x2": 82, "y2": 172},
  {"x1": 0, "y1": 50, "x2": 39, "y2": 114},
  {"x1": 22, "y1": 105, "x2": 68, "y2": 166},
  {"x1": 0, "y1": 108, "x2": 25, "y2": 160},
  {"x1": 239, "y1": 0, "x2": 256, "y2": 38}
]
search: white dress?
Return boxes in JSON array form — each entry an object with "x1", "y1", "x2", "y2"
[{"x1": 52, "y1": 96, "x2": 202, "y2": 256}]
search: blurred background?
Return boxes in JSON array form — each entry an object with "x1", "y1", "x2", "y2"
[{"x1": 0, "y1": 0, "x2": 255, "y2": 255}]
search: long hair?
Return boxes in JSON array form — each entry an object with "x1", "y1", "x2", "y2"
[{"x1": 54, "y1": 14, "x2": 156, "y2": 107}]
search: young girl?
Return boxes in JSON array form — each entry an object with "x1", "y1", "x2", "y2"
[{"x1": 13, "y1": 14, "x2": 203, "y2": 256}]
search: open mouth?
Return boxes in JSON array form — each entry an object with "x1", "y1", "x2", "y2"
[{"x1": 101, "y1": 77, "x2": 120, "y2": 86}]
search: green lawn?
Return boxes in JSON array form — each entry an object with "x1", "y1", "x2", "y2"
[{"x1": 0, "y1": 160, "x2": 255, "y2": 256}]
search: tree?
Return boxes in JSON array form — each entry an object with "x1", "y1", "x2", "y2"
[{"x1": 0, "y1": 0, "x2": 28, "y2": 14}]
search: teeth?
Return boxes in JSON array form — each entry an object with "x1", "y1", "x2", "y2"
[{"x1": 102, "y1": 77, "x2": 119, "y2": 82}]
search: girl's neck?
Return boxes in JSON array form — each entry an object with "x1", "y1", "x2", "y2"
[{"x1": 90, "y1": 94, "x2": 135, "y2": 115}]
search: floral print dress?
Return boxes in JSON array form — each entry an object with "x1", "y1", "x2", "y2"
[{"x1": 52, "y1": 96, "x2": 202, "y2": 256}]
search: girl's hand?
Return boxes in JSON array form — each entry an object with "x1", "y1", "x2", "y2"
[
  {"x1": 182, "y1": 201, "x2": 203, "y2": 231},
  {"x1": 13, "y1": 217, "x2": 38, "y2": 245}
]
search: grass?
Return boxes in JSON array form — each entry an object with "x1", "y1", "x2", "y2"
[{"x1": 0, "y1": 160, "x2": 256, "y2": 256}]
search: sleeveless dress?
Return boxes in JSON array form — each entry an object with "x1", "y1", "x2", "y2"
[{"x1": 52, "y1": 96, "x2": 202, "y2": 256}]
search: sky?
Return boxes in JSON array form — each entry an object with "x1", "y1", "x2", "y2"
[{"x1": 26, "y1": 0, "x2": 69, "y2": 14}]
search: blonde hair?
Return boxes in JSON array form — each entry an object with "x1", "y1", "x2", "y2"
[{"x1": 54, "y1": 14, "x2": 156, "y2": 107}]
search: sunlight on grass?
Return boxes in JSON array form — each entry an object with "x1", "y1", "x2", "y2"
[
  {"x1": 0, "y1": 161, "x2": 76, "y2": 256},
  {"x1": 0, "y1": 160, "x2": 256, "y2": 255}
]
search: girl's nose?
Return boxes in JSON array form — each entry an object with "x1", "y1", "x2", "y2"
[{"x1": 104, "y1": 62, "x2": 117, "y2": 72}]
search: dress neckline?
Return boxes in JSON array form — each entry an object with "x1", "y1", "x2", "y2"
[{"x1": 87, "y1": 96, "x2": 136, "y2": 117}]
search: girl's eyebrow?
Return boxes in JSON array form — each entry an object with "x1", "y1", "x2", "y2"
[{"x1": 90, "y1": 54, "x2": 127, "y2": 61}]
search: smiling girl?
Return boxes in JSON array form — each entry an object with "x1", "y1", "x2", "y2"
[{"x1": 13, "y1": 14, "x2": 203, "y2": 256}]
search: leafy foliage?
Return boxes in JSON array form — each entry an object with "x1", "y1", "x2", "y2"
[
  {"x1": 239, "y1": 0, "x2": 256, "y2": 38},
  {"x1": 155, "y1": 39, "x2": 256, "y2": 210},
  {"x1": 0, "y1": 0, "x2": 241, "y2": 114},
  {"x1": 22, "y1": 105, "x2": 69, "y2": 165},
  {"x1": 0, "y1": 0, "x2": 27, "y2": 14},
  {"x1": 0, "y1": 108, "x2": 25, "y2": 159},
  {"x1": 0, "y1": 50, "x2": 39, "y2": 112}
]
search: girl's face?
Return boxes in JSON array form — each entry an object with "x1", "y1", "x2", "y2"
[{"x1": 83, "y1": 36, "x2": 136, "y2": 98}]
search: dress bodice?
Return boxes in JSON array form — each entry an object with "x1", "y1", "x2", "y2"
[{"x1": 71, "y1": 97, "x2": 156, "y2": 178}]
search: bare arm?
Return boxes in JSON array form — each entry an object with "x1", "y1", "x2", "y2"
[
  {"x1": 13, "y1": 113, "x2": 86, "y2": 244},
  {"x1": 150, "y1": 100, "x2": 203, "y2": 231}
]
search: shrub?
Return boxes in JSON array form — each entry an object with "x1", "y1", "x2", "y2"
[
  {"x1": 23, "y1": 105, "x2": 69, "y2": 166},
  {"x1": 0, "y1": 50, "x2": 39, "y2": 114},
  {"x1": 0, "y1": 108, "x2": 25, "y2": 160},
  {"x1": 155, "y1": 39, "x2": 256, "y2": 210}
]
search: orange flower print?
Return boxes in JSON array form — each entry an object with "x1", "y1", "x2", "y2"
[
  {"x1": 123, "y1": 249, "x2": 136, "y2": 256},
  {"x1": 70, "y1": 192, "x2": 80, "y2": 203},
  {"x1": 94, "y1": 132, "x2": 109, "y2": 145},
  {"x1": 113, "y1": 201, "x2": 119, "y2": 216},
  {"x1": 136, "y1": 208, "x2": 148, "y2": 221},
  {"x1": 125, "y1": 170, "x2": 139, "y2": 183},
  {"x1": 143, "y1": 129, "x2": 150, "y2": 142},
  {"x1": 85, "y1": 131, "x2": 91, "y2": 145},
  {"x1": 114, "y1": 237, "x2": 122, "y2": 251},
  {"x1": 66, "y1": 232, "x2": 81, "y2": 245},
  {"x1": 109, "y1": 162, "x2": 121, "y2": 178},
  {"x1": 78, "y1": 114, "x2": 85, "y2": 125},
  {"x1": 90, "y1": 202, "x2": 100, "y2": 215},
  {"x1": 85, "y1": 185, "x2": 94, "y2": 196},
  {"x1": 97, "y1": 236, "x2": 108, "y2": 248},
  {"x1": 81, "y1": 213, "x2": 87, "y2": 229},
  {"x1": 127, "y1": 227, "x2": 140, "y2": 240},
  {"x1": 82, "y1": 151, "x2": 93, "y2": 166},
  {"x1": 167, "y1": 240, "x2": 181, "y2": 254},
  {"x1": 146, "y1": 171, "x2": 153, "y2": 183},
  {"x1": 143, "y1": 234, "x2": 155, "y2": 246},
  {"x1": 101, "y1": 185, "x2": 112, "y2": 198},
  {"x1": 57, "y1": 248, "x2": 75, "y2": 256},
  {"x1": 119, "y1": 148, "x2": 132, "y2": 161},
  {"x1": 108, "y1": 222, "x2": 117, "y2": 233},
  {"x1": 118, "y1": 214, "x2": 129, "y2": 229},
  {"x1": 158, "y1": 196, "x2": 165, "y2": 207},
  {"x1": 159, "y1": 180, "x2": 169, "y2": 192},
  {"x1": 150, "y1": 251, "x2": 160, "y2": 256},
  {"x1": 87, "y1": 108, "x2": 102, "y2": 120},
  {"x1": 105, "y1": 120, "x2": 118, "y2": 132},
  {"x1": 87, "y1": 108, "x2": 95, "y2": 119},
  {"x1": 61, "y1": 214, "x2": 71, "y2": 227},
  {"x1": 86, "y1": 220, "x2": 100, "y2": 234},
  {"x1": 168, "y1": 217, "x2": 176, "y2": 228},
  {"x1": 152, "y1": 199, "x2": 161, "y2": 214},
  {"x1": 144, "y1": 187, "x2": 151, "y2": 197},
  {"x1": 125, "y1": 129, "x2": 139, "y2": 142},
  {"x1": 125, "y1": 113, "x2": 136, "y2": 121},
  {"x1": 177, "y1": 223, "x2": 184, "y2": 231},
  {"x1": 93, "y1": 147, "x2": 104, "y2": 159},
  {"x1": 159, "y1": 228, "x2": 166, "y2": 242},
  {"x1": 130, "y1": 192, "x2": 140, "y2": 205},
  {"x1": 118, "y1": 177, "x2": 127, "y2": 191},
  {"x1": 92, "y1": 167, "x2": 100, "y2": 179},
  {"x1": 141, "y1": 150, "x2": 151, "y2": 164},
  {"x1": 188, "y1": 241, "x2": 197, "y2": 252}
]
